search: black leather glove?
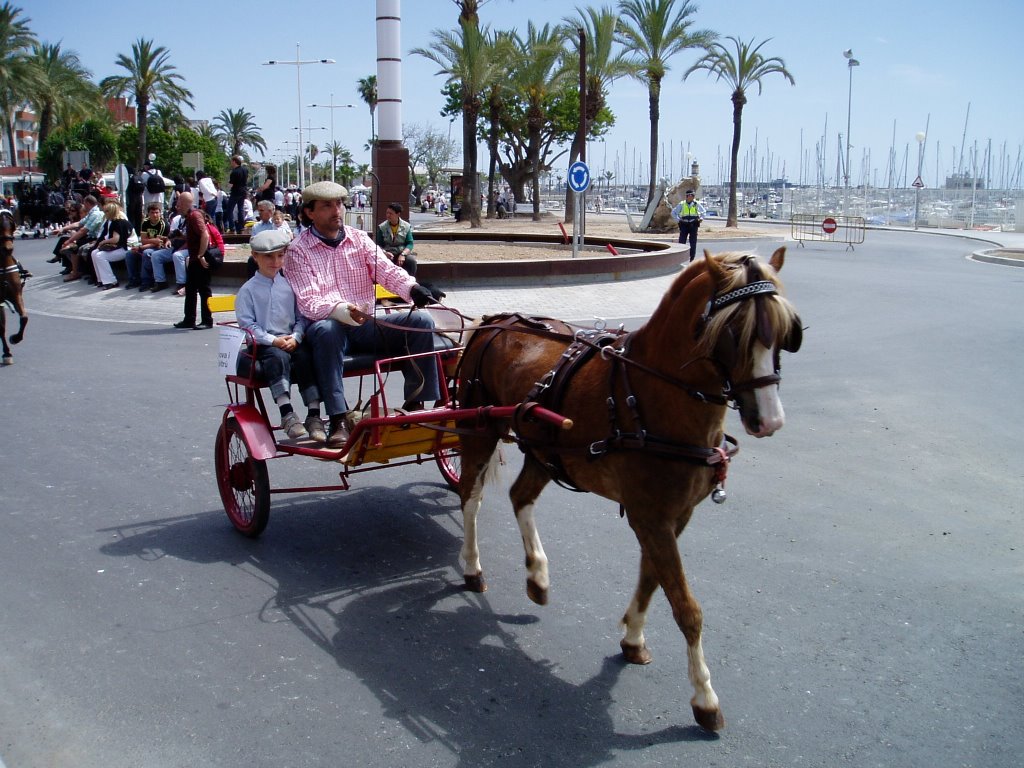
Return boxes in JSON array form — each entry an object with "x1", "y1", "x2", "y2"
[{"x1": 409, "y1": 283, "x2": 433, "y2": 308}]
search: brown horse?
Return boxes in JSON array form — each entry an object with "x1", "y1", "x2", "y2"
[
  {"x1": 1, "y1": 208, "x2": 28, "y2": 364},
  {"x1": 455, "y1": 247, "x2": 802, "y2": 731}
]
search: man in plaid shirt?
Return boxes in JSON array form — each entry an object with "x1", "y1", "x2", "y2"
[{"x1": 283, "y1": 181, "x2": 438, "y2": 448}]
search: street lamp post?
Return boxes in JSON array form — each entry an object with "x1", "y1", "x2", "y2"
[
  {"x1": 308, "y1": 94, "x2": 356, "y2": 182},
  {"x1": 263, "y1": 44, "x2": 335, "y2": 190},
  {"x1": 296, "y1": 123, "x2": 327, "y2": 183},
  {"x1": 914, "y1": 131, "x2": 927, "y2": 230},
  {"x1": 280, "y1": 142, "x2": 302, "y2": 187},
  {"x1": 843, "y1": 49, "x2": 860, "y2": 215}
]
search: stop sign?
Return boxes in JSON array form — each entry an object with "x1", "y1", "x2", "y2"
[{"x1": 822, "y1": 217, "x2": 838, "y2": 234}]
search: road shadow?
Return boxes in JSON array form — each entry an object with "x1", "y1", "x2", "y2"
[{"x1": 100, "y1": 483, "x2": 714, "y2": 765}]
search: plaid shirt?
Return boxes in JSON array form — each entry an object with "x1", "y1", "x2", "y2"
[{"x1": 283, "y1": 225, "x2": 416, "y2": 321}]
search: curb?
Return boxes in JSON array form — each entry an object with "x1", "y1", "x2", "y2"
[{"x1": 968, "y1": 248, "x2": 1024, "y2": 268}]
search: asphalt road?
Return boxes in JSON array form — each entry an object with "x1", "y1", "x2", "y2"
[{"x1": 0, "y1": 231, "x2": 1021, "y2": 767}]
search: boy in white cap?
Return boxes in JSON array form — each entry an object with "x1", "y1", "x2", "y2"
[
  {"x1": 236, "y1": 228, "x2": 326, "y2": 442},
  {"x1": 284, "y1": 180, "x2": 439, "y2": 448}
]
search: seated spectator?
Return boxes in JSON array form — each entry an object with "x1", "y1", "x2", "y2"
[
  {"x1": 91, "y1": 202, "x2": 133, "y2": 289},
  {"x1": 271, "y1": 209, "x2": 293, "y2": 239},
  {"x1": 242, "y1": 196, "x2": 255, "y2": 227},
  {"x1": 251, "y1": 199, "x2": 276, "y2": 235},
  {"x1": 147, "y1": 211, "x2": 188, "y2": 294},
  {"x1": 48, "y1": 201, "x2": 84, "y2": 264},
  {"x1": 127, "y1": 203, "x2": 168, "y2": 290},
  {"x1": 60, "y1": 195, "x2": 105, "y2": 282},
  {"x1": 375, "y1": 202, "x2": 417, "y2": 276},
  {"x1": 247, "y1": 200, "x2": 278, "y2": 278},
  {"x1": 236, "y1": 229, "x2": 325, "y2": 442}
]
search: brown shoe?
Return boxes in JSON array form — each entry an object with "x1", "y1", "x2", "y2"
[
  {"x1": 62, "y1": 272, "x2": 81, "y2": 282},
  {"x1": 326, "y1": 416, "x2": 350, "y2": 448}
]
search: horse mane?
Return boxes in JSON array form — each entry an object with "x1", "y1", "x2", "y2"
[{"x1": 694, "y1": 251, "x2": 800, "y2": 357}]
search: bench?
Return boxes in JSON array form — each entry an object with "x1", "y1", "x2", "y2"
[{"x1": 209, "y1": 288, "x2": 460, "y2": 389}]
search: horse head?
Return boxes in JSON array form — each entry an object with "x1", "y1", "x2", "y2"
[{"x1": 694, "y1": 247, "x2": 802, "y2": 437}]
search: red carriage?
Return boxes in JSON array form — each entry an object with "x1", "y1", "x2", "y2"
[{"x1": 212, "y1": 248, "x2": 802, "y2": 732}]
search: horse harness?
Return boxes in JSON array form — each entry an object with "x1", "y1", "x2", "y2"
[
  {"x1": 0, "y1": 209, "x2": 29, "y2": 309},
  {"x1": 461, "y1": 313, "x2": 743, "y2": 498}
]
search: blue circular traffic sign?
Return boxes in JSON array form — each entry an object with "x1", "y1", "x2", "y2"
[{"x1": 567, "y1": 161, "x2": 591, "y2": 193}]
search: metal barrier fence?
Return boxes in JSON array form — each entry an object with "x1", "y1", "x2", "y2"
[
  {"x1": 791, "y1": 213, "x2": 866, "y2": 250},
  {"x1": 344, "y1": 207, "x2": 374, "y2": 233}
]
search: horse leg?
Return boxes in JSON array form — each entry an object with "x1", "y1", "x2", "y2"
[
  {"x1": 619, "y1": 550, "x2": 661, "y2": 665},
  {"x1": 458, "y1": 434, "x2": 501, "y2": 593},
  {"x1": 1, "y1": 306, "x2": 10, "y2": 364},
  {"x1": 631, "y1": 523, "x2": 724, "y2": 731},
  {"x1": 9, "y1": 295, "x2": 26, "y2": 345},
  {"x1": 510, "y1": 454, "x2": 552, "y2": 606}
]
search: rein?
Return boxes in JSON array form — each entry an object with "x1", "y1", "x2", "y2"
[{"x1": 459, "y1": 261, "x2": 791, "y2": 498}]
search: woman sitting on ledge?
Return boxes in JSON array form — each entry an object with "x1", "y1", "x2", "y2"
[{"x1": 375, "y1": 202, "x2": 417, "y2": 276}]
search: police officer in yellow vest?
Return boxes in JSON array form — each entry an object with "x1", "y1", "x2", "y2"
[{"x1": 671, "y1": 189, "x2": 703, "y2": 262}]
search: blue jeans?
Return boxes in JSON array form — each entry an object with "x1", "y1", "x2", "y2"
[
  {"x1": 307, "y1": 311, "x2": 439, "y2": 416},
  {"x1": 125, "y1": 249, "x2": 145, "y2": 284},
  {"x1": 149, "y1": 247, "x2": 187, "y2": 285},
  {"x1": 237, "y1": 343, "x2": 319, "y2": 405},
  {"x1": 225, "y1": 196, "x2": 246, "y2": 233}
]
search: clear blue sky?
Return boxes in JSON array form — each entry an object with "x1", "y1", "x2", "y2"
[{"x1": 26, "y1": 0, "x2": 1024, "y2": 189}]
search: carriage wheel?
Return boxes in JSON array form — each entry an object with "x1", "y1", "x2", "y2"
[
  {"x1": 435, "y1": 444, "x2": 461, "y2": 490},
  {"x1": 215, "y1": 418, "x2": 270, "y2": 537}
]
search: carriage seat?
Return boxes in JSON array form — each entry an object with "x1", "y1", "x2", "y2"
[{"x1": 209, "y1": 291, "x2": 456, "y2": 389}]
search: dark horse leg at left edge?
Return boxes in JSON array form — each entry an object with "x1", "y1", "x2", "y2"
[{"x1": 1, "y1": 209, "x2": 28, "y2": 364}]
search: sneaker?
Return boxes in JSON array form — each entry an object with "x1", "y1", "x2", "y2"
[
  {"x1": 304, "y1": 414, "x2": 327, "y2": 443},
  {"x1": 327, "y1": 417, "x2": 350, "y2": 448},
  {"x1": 281, "y1": 411, "x2": 308, "y2": 439}
]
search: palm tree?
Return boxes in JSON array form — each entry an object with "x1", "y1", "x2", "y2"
[
  {"x1": 324, "y1": 140, "x2": 351, "y2": 181},
  {"x1": 685, "y1": 36, "x2": 794, "y2": 227},
  {"x1": 508, "y1": 22, "x2": 569, "y2": 221},
  {"x1": 25, "y1": 42, "x2": 99, "y2": 149},
  {"x1": 481, "y1": 30, "x2": 514, "y2": 218},
  {"x1": 212, "y1": 107, "x2": 266, "y2": 159},
  {"x1": 356, "y1": 74, "x2": 377, "y2": 147},
  {"x1": 149, "y1": 101, "x2": 188, "y2": 134},
  {"x1": 100, "y1": 38, "x2": 194, "y2": 168},
  {"x1": 0, "y1": 2, "x2": 39, "y2": 166},
  {"x1": 615, "y1": 0, "x2": 716, "y2": 210},
  {"x1": 560, "y1": 4, "x2": 633, "y2": 222},
  {"x1": 413, "y1": 22, "x2": 504, "y2": 227}
]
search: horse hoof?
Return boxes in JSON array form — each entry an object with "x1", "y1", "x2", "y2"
[
  {"x1": 526, "y1": 579, "x2": 548, "y2": 606},
  {"x1": 620, "y1": 641, "x2": 653, "y2": 665},
  {"x1": 464, "y1": 573, "x2": 487, "y2": 593},
  {"x1": 692, "y1": 704, "x2": 725, "y2": 732}
]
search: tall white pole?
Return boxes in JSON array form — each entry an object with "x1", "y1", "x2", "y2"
[
  {"x1": 843, "y1": 50, "x2": 860, "y2": 215},
  {"x1": 376, "y1": 0, "x2": 402, "y2": 142},
  {"x1": 296, "y1": 44, "x2": 303, "y2": 189}
]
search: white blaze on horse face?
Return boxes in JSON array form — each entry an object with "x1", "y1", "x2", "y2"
[{"x1": 750, "y1": 343, "x2": 785, "y2": 437}]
